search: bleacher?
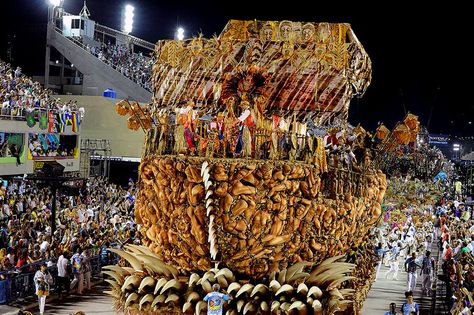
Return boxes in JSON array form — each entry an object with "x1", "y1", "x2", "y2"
[{"x1": 45, "y1": 2, "x2": 153, "y2": 103}]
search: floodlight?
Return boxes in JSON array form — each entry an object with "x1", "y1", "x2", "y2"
[
  {"x1": 125, "y1": 4, "x2": 134, "y2": 13},
  {"x1": 122, "y1": 5, "x2": 135, "y2": 34},
  {"x1": 49, "y1": 0, "x2": 61, "y2": 7},
  {"x1": 176, "y1": 27, "x2": 185, "y2": 40}
]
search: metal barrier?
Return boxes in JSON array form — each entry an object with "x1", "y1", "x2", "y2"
[{"x1": 0, "y1": 251, "x2": 119, "y2": 305}]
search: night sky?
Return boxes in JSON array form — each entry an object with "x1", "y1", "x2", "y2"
[{"x1": 1, "y1": 0, "x2": 472, "y2": 136}]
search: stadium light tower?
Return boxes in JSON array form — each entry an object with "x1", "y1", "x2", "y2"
[
  {"x1": 176, "y1": 27, "x2": 185, "y2": 40},
  {"x1": 122, "y1": 4, "x2": 134, "y2": 34}
]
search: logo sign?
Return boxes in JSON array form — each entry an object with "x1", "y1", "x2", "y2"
[
  {"x1": 33, "y1": 161, "x2": 45, "y2": 170},
  {"x1": 429, "y1": 134, "x2": 449, "y2": 145}
]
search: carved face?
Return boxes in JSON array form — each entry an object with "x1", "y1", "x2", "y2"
[
  {"x1": 302, "y1": 23, "x2": 315, "y2": 41},
  {"x1": 291, "y1": 23, "x2": 302, "y2": 42},
  {"x1": 190, "y1": 38, "x2": 203, "y2": 56},
  {"x1": 317, "y1": 23, "x2": 331, "y2": 43},
  {"x1": 279, "y1": 21, "x2": 292, "y2": 41},
  {"x1": 281, "y1": 42, "x2": 294, "y2": 59},
  {"x1": 262, "y1": 26, "x2": 274, "y2": 41}
]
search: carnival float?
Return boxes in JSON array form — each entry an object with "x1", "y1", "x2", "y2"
[
  {"x1": 370, "y1": 113, "x2": 452, "y2": 226},
  {"x1": 106, "y1": 19, "x2": 390, "y2": 314}
]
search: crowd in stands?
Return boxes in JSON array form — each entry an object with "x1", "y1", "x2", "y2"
[
  {"x1": 0, "y1": 59, "x2": 82, "y2": 118},
  {"x1": 28, "y1": 134, "x2": 75, "y2": 158},
  {"x1": 0, "y1": 138, "x2": 21, "y2": 162},
  {"x1": 434, "y1": 201, "x2": 474, "y2": 313},
  {"x1": 0, "y1": 176, "x2": 137, "y2": 278},
  {"x1": 85, "y1": 41, "x2": 153, "y2": 92}
]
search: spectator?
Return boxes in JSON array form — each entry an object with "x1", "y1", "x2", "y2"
[
  {"x1": 81, "y1": 246, "x2": 92, "y2": 291},
  {"x1": 57, "y1": 250, "x2": 70, "y2": 299},
  {"x1": 85, "y1": 42, "x2": 153, "y2": 91},
  {"x1": 0, "y1": 176, "x2": 136, "y2": 273},
  {"x1": 1, "y1": 59, "x2": 82, "y2": 119},
  {"x1": 70, "y1": 246, "x2": 83, "y2": 294}
]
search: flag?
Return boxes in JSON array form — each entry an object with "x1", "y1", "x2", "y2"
[
  {"x1": 37, "y1": 111, "x2": 48, "y2": 130},
  {"x1": 48, "y1": 111, "x2": 55, "y2": 133},
  {"x1": 59, "y1": 113, "x2": 66, "y2": 133},
  {"x1": 72, "y1": 112, "x2": 79, "y2": 133},
  {"x1": 46, "y1": 134, "x2": 60, "y2": 149},
  {"x1": 65, "y1": 113, "x2": 73, "y2": 125},
  {"x1": 25, "y1": 110, "x2": 36, "y2": 127},
  {"x1": 55, "y1": 113, "x2": 62, "y2": 133},
  {"x1": 39, "y1": 134, "x2": 49, "y2": 150}
]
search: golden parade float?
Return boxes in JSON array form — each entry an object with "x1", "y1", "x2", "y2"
[
  {"x1": 372, "y1": 113, "x2": 450, "y2": 226},
  {"x1": 107, "y1": 20, "x2": 386, "y2": 314}
]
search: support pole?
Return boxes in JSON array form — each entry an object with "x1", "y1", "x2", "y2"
[{"x1": 51, "y1": 185, "x2": 57, "y2": 235}]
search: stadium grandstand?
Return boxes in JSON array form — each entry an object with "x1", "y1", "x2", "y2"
[{"x1": 43, "y1": 1, "x2": 153, "y2": 103}]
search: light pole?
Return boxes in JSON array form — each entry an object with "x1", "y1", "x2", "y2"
[{"x1": 45, "y1": 0, "x2": 63, "y2": 89}]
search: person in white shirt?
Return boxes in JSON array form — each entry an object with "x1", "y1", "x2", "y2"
[
  {"x1": 34, "y1": 263, "x2": 52, "y2": 315},
  {"x1": 57, "y1": 251, "x2": 70, "y2": 298},
  {"x1": 40, "y1": 236, "x2": 50, "y2": 253},
  {"x1": 81, "y1": 247, "x2": 92, "y2": 291},
  {"x1": 16, "y1": 199, "x2": 23, "y2": 213},
  {"x1": 467, "y1": 236, "x2": 474, "y2": 253},
  {"x1": 77, "y1": 206, "x2": 85, "y2": 223},
  {"x1": 3, "y1": 203, "x2": 10, "y2": 217}
]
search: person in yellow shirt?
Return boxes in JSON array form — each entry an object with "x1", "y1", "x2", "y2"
[{"x1": 455, "y1": 181, "x2": 462, "y2": 195}]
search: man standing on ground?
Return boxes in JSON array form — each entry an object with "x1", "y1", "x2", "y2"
[
  {"x1": 34, "y1": 263, "x2": 52, "y2": 315},
  {"x1": 203, "y1": 284, "x2": 230, "y2": 315},
  {"x1": 420, "y1": 250, "x2": 435, "y2": 296},
  {"x1": 56, "y1": 251, "x2": 70, "y2": 298},
  {"x1": 386, "y1": 242, "x2": 401, "y2": 280},
  {"x1": 81, "y1": 246, "x2": 92, "y2": 291},
  {"x1": 405, "y1": 252, "x2": 421, "y2": 292},
  {"x1": 70, "y1": 246, "x2": 84, "y2": 294}
]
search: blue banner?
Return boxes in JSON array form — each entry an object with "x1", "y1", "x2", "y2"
[{"x1": 429, "y1": 134, "x2": 449, "y2": 145}]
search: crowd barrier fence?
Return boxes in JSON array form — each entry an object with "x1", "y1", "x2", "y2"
[{"x1": 0, "y1": 251, "x2": 119, "y2": 304}]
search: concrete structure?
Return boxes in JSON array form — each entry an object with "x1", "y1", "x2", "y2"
[
  {"x1": 62, "y1": 15, "x2": 95, "y2": 38},
  {"x1": 0, "y1": 116, "x2": 80, "y2": 176},
  {"x1": 46, "y1": 28, "x2": 152, "y2": 102},
  {"x1": 1, "y1": 95, "x2": 143, "y2": 177},
  {"x1": 44, "y1": 1, "x2": 153, "y2": 103}
]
